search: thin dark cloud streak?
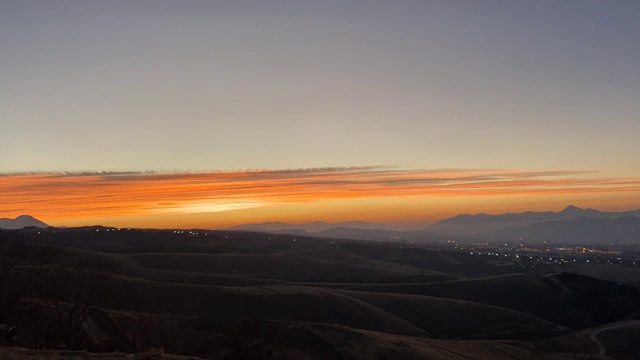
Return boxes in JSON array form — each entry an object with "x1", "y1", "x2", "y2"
[{"x1": 0, "y1": 166, "x2": 386, "y2": 178}]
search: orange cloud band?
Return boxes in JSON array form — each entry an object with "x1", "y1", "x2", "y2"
[{"x1": 1, "y1": 167, "x2": 639, "y2": 222}]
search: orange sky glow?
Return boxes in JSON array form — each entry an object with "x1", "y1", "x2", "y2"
[{"x1": 2, "y1": 167, "x2": 639, "y2": 229}]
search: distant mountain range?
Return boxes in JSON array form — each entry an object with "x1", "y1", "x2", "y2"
[
  {"x1": 230, "y1": 221, "x2": 410, "y2": 241},
  {"x1": 6, "y1": 205, "x2": 640, "y2": 244},
  {"x1": 230, "y1": 221, "x2": 398, "y2": 233},
  {"x1": 429, "y1": 205, "x2": 640, "y2": 237},
  {"x1": 230, "y1": 206, "x2": 640, "y2": 244},
  {"x1": 0, "y1": 215, "x2": 49, "y2": 229}
]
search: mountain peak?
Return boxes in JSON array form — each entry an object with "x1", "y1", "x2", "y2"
[
  {"x1": 561, "y1": 205, "x2": 582, "y2": 213},
  {"x1": 0, "y1": 215, "x2": 49, "y2": 229},
  {"x1": 559, "y1": 205, "x2": 601, "y2": 216}
]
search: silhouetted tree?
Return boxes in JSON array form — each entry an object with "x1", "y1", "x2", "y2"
[
  {"x1": 50, "y1": 260, "x2": 110, "y2": 350},
  {"x1": 0, "y1": 231, "x2": 58, "y2": 323}
]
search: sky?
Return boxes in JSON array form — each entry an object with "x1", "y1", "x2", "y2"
[{"x1": 1, "y1": 1, "x2": 639, "y2": 228}]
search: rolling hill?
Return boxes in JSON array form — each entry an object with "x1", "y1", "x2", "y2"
[{"x1": 4, "y1": 226, "x2": 640, "y2": 359}]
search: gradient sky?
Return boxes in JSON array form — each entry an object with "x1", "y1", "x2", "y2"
[{"x1": 1, "y1": 1, "x2": 639, "y2": 228}]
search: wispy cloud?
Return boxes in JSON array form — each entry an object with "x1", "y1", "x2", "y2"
[{"x1": 1, "y1": 167, "x2": 639, "y2": 221}]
